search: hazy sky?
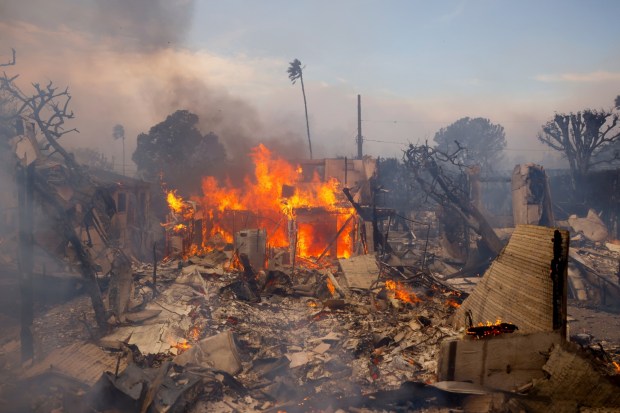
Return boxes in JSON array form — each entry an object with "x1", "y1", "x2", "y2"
[{"x1": 1, "y1": 0, "x2": 619, "y2": 170}]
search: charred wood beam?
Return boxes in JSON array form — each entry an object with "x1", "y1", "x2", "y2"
[
  {"x1": 315, "y1": 214, "x2": 355, "y2": 263},
  {"x1": 551, "y1": 230, "x2": 568, "y2": 337}
]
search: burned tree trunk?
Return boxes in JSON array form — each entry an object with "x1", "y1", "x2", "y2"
[
  {"x1": 433, "y1": 170, "x2": 502, "y2": 256},
  {"x1": 404, "y1": 145, "x2": 503, "y2": 257}
]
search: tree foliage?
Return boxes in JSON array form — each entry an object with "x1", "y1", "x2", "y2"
[
  {"x1": 433, "y1": 117, "x2": 506, "y2": 172},
  {"x1": 538, "y1": 110, "x2": 620, "y2": 190},
  {"x1": 287, "y1": 58, "x2": 312, "y2": 159},
  {"x1": 132, "y1": 110, "x2": 226, "y2": 194},
  {"x1": 112, "y1": 124, "x2": 125, "y2": 141}
]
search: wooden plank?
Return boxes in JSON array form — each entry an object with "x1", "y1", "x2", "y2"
[{"x1": 437, "y1": 332, "x2": 562, "y2": 392}]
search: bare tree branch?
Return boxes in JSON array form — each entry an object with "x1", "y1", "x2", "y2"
[
  {"x1": 403, "y1": 143, "x2": 504, "y2": 256},
  {"x1": 0, "y1": 49, "x2": 16, "y2": 67},
  {"x1": 539, "y1": 109, "x2": 620, "y2": 191}
]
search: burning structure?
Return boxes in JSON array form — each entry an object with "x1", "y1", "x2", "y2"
[{"x1": 162, "y1": 144, "x2": 377, "y2": 265}]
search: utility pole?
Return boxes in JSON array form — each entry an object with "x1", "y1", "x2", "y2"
[{"x1": 357, "y1": 94, "x2": 363, "y2": 159}]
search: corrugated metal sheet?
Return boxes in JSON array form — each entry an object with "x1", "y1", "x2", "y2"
[{"x1": 453, "y1": 225, "x2": 569, "y2": 334}]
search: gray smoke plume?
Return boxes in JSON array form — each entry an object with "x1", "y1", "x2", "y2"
[{"x1": 0, "y1": 0, "x2": 195, "y2": 51}]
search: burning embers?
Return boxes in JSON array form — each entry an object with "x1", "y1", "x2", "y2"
[
  {"x1": 163, "y1": 144, "x2": 357, "y2": 261},
  {"x1": 466, "y1": 319, "x2": 519, "y2": 339},
  {"x1": 384, "y1": 280, "x2": 421, "y2": 304}
]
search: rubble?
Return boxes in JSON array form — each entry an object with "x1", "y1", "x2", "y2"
[
  {"x1": 569, "y1": 209, "x2": 610, "y2": 243},
  {"x1": 1, "y1": 129, "x2": 619, "y2": 411}
]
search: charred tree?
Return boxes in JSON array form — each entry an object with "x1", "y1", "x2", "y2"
[
  {"x1": 1, "y1": 52, "x2": 110, "y2": 331},
  {"x1": 403, "y1": 143, "x2": 503, "y2": 257},
  {"x1": 538, "y1": 110, "x2": 620, "y2": 193}
]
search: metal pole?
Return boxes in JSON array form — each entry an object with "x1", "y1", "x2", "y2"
[{"x1": 357, "y1": 94, "x2": 363, "y2": 159}]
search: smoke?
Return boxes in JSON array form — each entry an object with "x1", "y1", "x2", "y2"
[
  {"x1": 0, "y1": 0, "x2": 195, "y2": 51},
  {"x1": 92, "y1": 0, "x2": 195, "y2": 51},
  {"x1": 0, "y1": 0, "x2": 306, "y2": 180}
]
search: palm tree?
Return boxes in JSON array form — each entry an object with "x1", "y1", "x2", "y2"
[
  {"x1": 287, "y1": 59, "x2": 312, "y2": 159},
  {"x1": 112, "y1": 124, "x2": 126, "y2": 175}
]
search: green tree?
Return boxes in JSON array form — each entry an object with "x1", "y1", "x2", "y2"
[
  {"x1": 132, "y1": 110, "x2": 226, "y2": 193},
  {"x1": 538, "y1": 110, "x2": 620, "y2": 191},
  {"x1": 287, "y1": 58, "x2": 312, "y2": 159},
  {"x1": 433, "y1": 117, "x2": 507, "y2": 172}
]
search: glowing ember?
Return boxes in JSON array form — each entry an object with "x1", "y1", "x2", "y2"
[
  {"x1": 445, "y1": 299, "x2": 461, "y2": 308},
  {"x1": 613, "y1": 361, "x2": 620, "y2": 374},
  {"x1": 307, "y1": 300, "x2": 318, "y2": 308},
  {"x1": 188, "y1": 327, "x2": 201, "y2": 341},
  {"x1": 466, "y1": 319, "x2": 518, "y2": 339},
  {"x1": 385, "y1": 280, "x2": 421, "y2": 304},
  {"x1": 326, "y1": 277, "x2": 336, "y2": 296},
  {"x1": 172, "y1": 340, "x2": 191, "y2": 353}
]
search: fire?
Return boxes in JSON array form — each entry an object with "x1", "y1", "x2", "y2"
[
  {"x1": 188, "y1": 326, "x2": 201, "y2": 341},
  {"x1": 479, "y1": 319, "x2": 503, "y2": 327},
  {"x1": 613, "y1": 361, "x2": 620, "y2": 374},
  {"x1": 445, "y1": 299, "x2": 461, "y2": 308},
  {"x1": 167, "y1": 190, "x2": 185, "y2": 214},
  {"x1": 171, "y1": 340, "x2": 191, "y2": 353},
  {"x1": 326, "y1": 277, "x2": 336, "y2": 296},
  {"x1": 166, "y1": 190, "x2": 195, "y2": 220},
  {"x1": 385, "y1": 280, "x2": 421, "y2": 304},
  {"x1": 166, "y1": 144, "x2": 356, "y2": 259}
]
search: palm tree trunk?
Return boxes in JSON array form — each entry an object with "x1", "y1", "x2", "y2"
[{"x1": 299, "y1": 73, "x2": 312, "y2": 159}]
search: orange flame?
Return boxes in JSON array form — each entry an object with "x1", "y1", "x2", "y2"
[
  {"x1": 326, "y1": 277, "x2": 336, "y2": 296},
  {"x1": 478, "y1": 319, "x2": 503, "y2": 327},
  {"x1": 613, "y1": 361, "x2": 620, "y2": 374},
  {"x1": 166, "y1": 144, "x2": 356, "y2": 258},
  {"x1": 385, "y1": 280, "x2": 421, "y2": 304},
  {"x1": 445, "y1": 299, "x2": 461, "y2": 308},
  {"x1": 188, "y1": 327, "x2": 201, "y2": 341},
  {"x1": 171, "y1": 340, "x2": 191, "y2": 353},
  {"x1": 167, "y1": 190, "x2": 185, "y2": 214},
  {"x1": 173, "y1": 223, "x2": 186, "y2": 232}
]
